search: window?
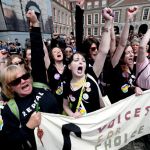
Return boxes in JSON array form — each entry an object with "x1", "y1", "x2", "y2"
[
  {"x1": 101, "y1": 14, "x2": 105, "y2": 24},
  {"x1": 142, "y1": 8, "x2": 150, "y2": 20},
  {"x1": 62, "y1": 12, "x2": 64, "y2": 24},
  {"x1": 66, "y1": 14, "x2": 68, "y2": 25},
  {"x1": 93, "y1": 27, "x2": 98, "y2": 36},
  {"x1": 114, "y1": 11, "x2": 120, "y2": 23},
  {"x1": 53, "y1": 8, "x2": 57, "y2": 22},
  {"x1": 69, "y1": 16, "x2": 72, "y2": 26},
  {"x1": 94, "y1": 1, "x2": 99, "y2": 8},
  {"x1": 87, "y1": 14, "x2": 92, "y2": 25},
  {"x1": 94, "y1": 13, "x2": 99, "y2": 24},
  {"x1": 54, "y1": 25, "x2": 58, "y2": 33},
  {"x1": 87, "y1": 28, "x2": 92, "y2": 36},
  {"x1": 87, "y1": 2, "x2": 92, "y2": 9},
  {"x1": 102, "y1": 0, "x2": 106, "y2": 7},
  {"x1": 68, "y1": 3, "x2": 70, "y2": 10},
  {"x1": 58, "y1": 10, "x2": 60, "y2": 23},
  {"x1": 64, "y1": 1, "x2": 66, "y2": 7}
]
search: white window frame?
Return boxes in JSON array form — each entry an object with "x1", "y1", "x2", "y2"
[
  {"x1": 64, "y1": 0, "x2": 67, "y2": 7},
  {"x1": 114, "y1": 11, "x2": 120, "y2": 23},
  {"x1": 87, "y1": 2, "x2": 92, "y2": 9},
  {"x1": 102, "y1": 0, "x2": 106, "y2": 7},
  {"x1": 94, "y1": 13, "x2": 99, "y2": 24},
  {"x1": 58, "y1": 10, "x2": 60, "y2": 23},
  {"x1": 61, "y1": 12, "x2": 65, "y2": 24},
  {"x1": 142, "y1": 7, "x2": 150, "y2": 20},
  {"x1": 53, "y1": 8, "x2": 57, "y2": 22},
  {"x1": 101, "y1": 14, "x2": 105, "y2": 24},
  {"x1": 87, "y1": 28, "x2": 92, "y2": 36},
  {"x1": 93, "y1": 27, "x2": 98, "y2": 36},
  {"x1": 94, "y1": 1, "x2": 99, "y2": 8},
  {"x1": 65, "y1": 14, "x2": 68, "y2": 25},
  {"x1": 83, "y1": 15, "x2": 85, "y2": 25},
  {"x1": 87, "y1": 14, "x2": 92, "y2": 25}
]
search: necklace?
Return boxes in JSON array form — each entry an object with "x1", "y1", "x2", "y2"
[
  {"x1": 55, "y1": 64, "x2": 64, "y2": 74},
  {"x1": 71, "y1": 76, "x2": 86, "y2": 89}
]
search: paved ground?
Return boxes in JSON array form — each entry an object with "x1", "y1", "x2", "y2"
[{"x1": 120, "y1": 135, "x2": 150, "y2": 150}]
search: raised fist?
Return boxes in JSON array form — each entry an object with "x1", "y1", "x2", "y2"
[
  {"x1": 128, "y1": 7, "x2": 138, "y2": 13},
  {"x1": 102, "y1": 8, "x2": 114, "y2": 21}
]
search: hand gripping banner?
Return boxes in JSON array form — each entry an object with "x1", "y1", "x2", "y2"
[{"x1": 35, "y1": 90, "x2": 150, "y2": 150}]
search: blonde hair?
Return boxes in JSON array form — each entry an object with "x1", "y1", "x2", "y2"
[
  {"x1": 131, "y1": 37, "x2": 140, "y2": 45},
  {"x1": 0, "y1": 65, "x2": 27, "y2": 99}
]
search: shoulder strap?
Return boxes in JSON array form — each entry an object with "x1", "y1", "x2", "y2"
[
  {"x1": 135, "y1": 62, "x2": 150, "y2": 84},
  {"x1": 7, "y1": 99, "x2": 20, "y2": 120},
  {"x1": 87, "y1": 74, "x2": 111, "y2": 107},
  {"x1": 33, "y1": 82, "x2": 50, "y2": 90},
  {"x1": 76, "y1": 78, "x2": 86, "y2": 112},
  {"x1": 7, "y1": 82, "x2": 49, "y2": 120}
]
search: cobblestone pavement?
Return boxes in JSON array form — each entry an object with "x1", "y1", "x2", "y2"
[
  {"x1": 119, "y1": 135, "x2": 150, "y2": 150},
  {"x1": 120, "y1": 141, "x2": 146, "y2": 150}
]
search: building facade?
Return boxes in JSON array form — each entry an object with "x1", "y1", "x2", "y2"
[
  {"x1": 108, "y1": 0, "x2": 150, "y2": 36},
  {"x1": 51, "y1": 0, "x2": 72, "y2": 36},
  {"x1": 0, "y1": 0, "x2": 150, "y2": 46},
  {"x1": 71, "y1": 0, "x2": 150, "y2": 39}
]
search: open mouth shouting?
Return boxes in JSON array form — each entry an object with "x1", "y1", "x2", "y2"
[
  {"x1": 21, "y1": 83, "x2": 30, "y2": 91},
  {"x1": 77, "y1": 66, "x2": 83, "y2": 74}
]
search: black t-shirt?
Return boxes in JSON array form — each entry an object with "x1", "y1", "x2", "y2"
[
  {"x1": 63, "y1": 73, "x2": 100, "y2": 114},
  {"x1": 108, "y1": 62, "x2": 136, "y2": 103},
  {"x1": 47, "y1": 64, "x2": 71, "y2": 113}
]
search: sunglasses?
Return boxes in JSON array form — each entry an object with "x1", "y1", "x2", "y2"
[
  {"x1": 65, "y1": 50, "x2": 73, "y2": 53},
  {"x1": 14, "y1": 60, "x2": 24, "y2": 65},
  {"x1": 90, "y1": 47, "x2": 97, "y2": 51},
  {"x1": 8, "y1": 73, "x2": 30, "y2": 86}
]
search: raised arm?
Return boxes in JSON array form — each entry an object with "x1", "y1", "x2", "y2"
[
  {"x1": 26, "y1": 10, "x2": 47, "y2": 84},
  {"x1": 75, "y1": 0, "x2": 85, "y2": 51},
  {"x1": 93, "y1": 7, "x2": 113, "y2": 78},
  {"x1": 137, "y1": 28, "x2": 150, "y2": 63},
  {"x1": 110, "y1": 24, "x2": 116, "y2": 58},
  {"x1": 43, "y1": 41, "x2": 50, "y2": 69},
  {"x1": 111, "y1": 6, "x2": 138, "y2": 68}
]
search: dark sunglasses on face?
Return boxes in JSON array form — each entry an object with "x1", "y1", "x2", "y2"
[
  {"x1": 14, "y1": 60, "x2": 24, "y2": 65},
  {"x1": 90, "y1": 47, "x2": 97, "y2": 51},
  {"x1": 66, "y1": 50, "x2": 72, "y2": 53},
  {"x1": 8, "y1": 72, "x2": 31, "y2": 86}
]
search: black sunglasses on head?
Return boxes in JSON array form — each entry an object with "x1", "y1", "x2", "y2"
[{"x1": 8, "y1": 72, "x2": 30, "y2": 86}]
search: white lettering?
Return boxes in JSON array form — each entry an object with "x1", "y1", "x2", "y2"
[{"x1": 22, "y1": 111, "x2": 27, "y2": 117}]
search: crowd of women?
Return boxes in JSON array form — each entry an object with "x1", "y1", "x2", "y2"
[{"x1": 0, "y1": 0, "x2": 150, "y2": 149}]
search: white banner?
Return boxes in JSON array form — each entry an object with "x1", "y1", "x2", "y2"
[{"x1": 35, "y1": 90, "x2": 150, "y2": 150}]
